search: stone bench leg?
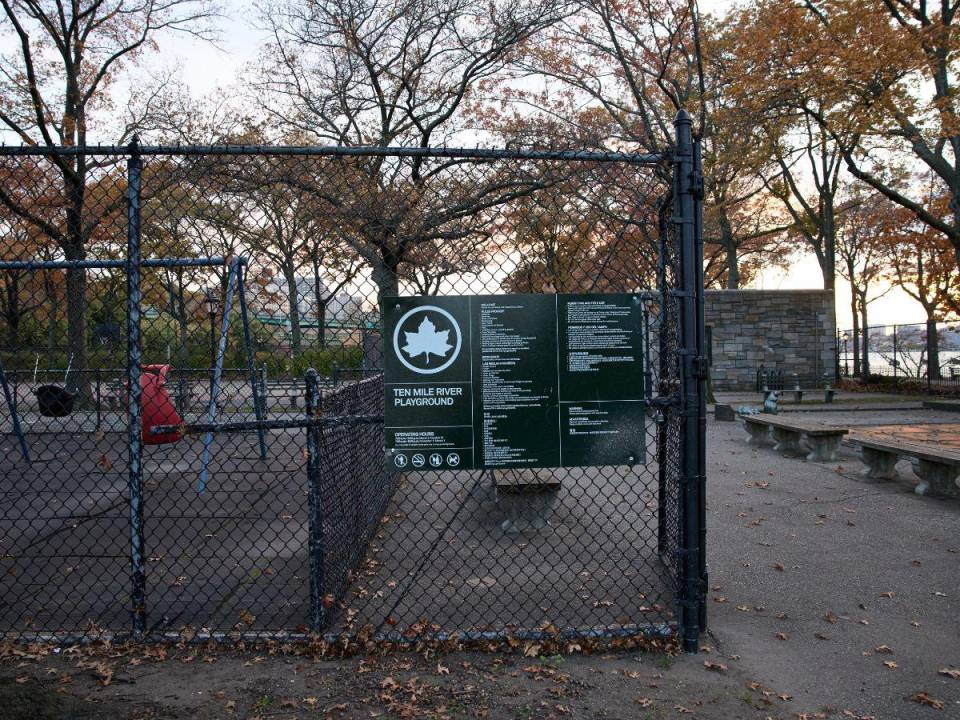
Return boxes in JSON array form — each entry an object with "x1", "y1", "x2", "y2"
[
  {"x1": 497, "y1": 487, "x2": 559, "y2": 534},
  {"x1": 806, "y1": 435, "x2": 841, "y2": 462},
  {"x1": 745, "y1": 423, "x2": 773, "y2": 447},
  {"x1": 913, "y1": 459, "x2": 960, "y2": 497},
  {"x1": 772, "y1": 427, "x2": 803, "y2": 454},
  {"x1": 860, "y1": 447, "x2": 899, "y2": 480}
]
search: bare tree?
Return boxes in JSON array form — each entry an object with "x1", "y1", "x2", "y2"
[{"x1": 253, "y1": 0, "x2": 572, "y2": 303}]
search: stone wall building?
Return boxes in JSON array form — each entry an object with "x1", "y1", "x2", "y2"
[{"x1": 705, "y1": 289, "x2": 836, "y2": 391}]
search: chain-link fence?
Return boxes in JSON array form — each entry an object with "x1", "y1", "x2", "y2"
[
  {"x1": 838, "y1": 322, "x2": 960, "y2": 393},
  {"x1": 0, "y1": 117, "x2": 705, "y2": 650}
]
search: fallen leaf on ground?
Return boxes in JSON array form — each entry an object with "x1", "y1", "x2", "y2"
[
  {"x1": 703, "y1": 661, "x2": 727, "y2": 672},
  {"x1": 911, "y1": 692, "x2": 944, "y2": 709},
  {"x1": 874, "y1": 645, "x2": 893, "y2": 654},
  {"x1": 883, "y1": 661, "x2": 898, "y2": 669},
  {"x1": 939, "y1": 668, "x2": 960, "y2": 679}
]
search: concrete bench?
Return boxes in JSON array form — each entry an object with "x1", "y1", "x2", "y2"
[
  {"x1": 757, "y1": 371, "x2": 837, "y2": 404},
  {"x1": 493, "y1": 468, "x2": 561, "y2": 534},
  {"x1": 264, "y1": 381, "x2": 304, "y2": 409},
  {"x1": 848, "y1": 433, "x2": 960, "y2": 497},
  {"x1": 743, "y1": 415, "x2": 848, "y2": 461},
  {"x1": 761, "y1": 385, "x2": 837, "y2": 405}
]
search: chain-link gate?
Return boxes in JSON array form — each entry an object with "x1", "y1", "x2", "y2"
[{"x1": 0, "y1": 112, "x2": 705, "y2": 651}]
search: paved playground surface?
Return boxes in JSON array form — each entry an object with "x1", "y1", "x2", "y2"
[{"x1": 1, "y1": 394, "x2": 957, "y2": 718}]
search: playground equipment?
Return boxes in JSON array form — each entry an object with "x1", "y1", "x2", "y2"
[
  {"x1": 34, "y1": 355, "x2": 77, "y2": 417},
  {"x1": 0, "y1": 255, "x2": 267, "y2": 480}
]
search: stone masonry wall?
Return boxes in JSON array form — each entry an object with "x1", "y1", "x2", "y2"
[{"x1": 705, "y1": 290, "x2": 836, "y2": 391}]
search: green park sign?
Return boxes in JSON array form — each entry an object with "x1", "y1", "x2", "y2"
[{"x1": 383, "y1": 294, "x2": 647, "y2": 471}]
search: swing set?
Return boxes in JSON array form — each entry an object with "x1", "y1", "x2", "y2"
[{"x1": 0, "y1": 255, "x2": 268, "y2": 490}]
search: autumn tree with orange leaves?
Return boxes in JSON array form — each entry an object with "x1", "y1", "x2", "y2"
[
  {"x1": 506, "y1": 1, "x2": 792, "y2": 288},
  {"x1": 880, "y1": 190, "x2": 960, "y2": 379},
  {"x1": 729, "y1": 1, "x2": 960, "y2": 273}
]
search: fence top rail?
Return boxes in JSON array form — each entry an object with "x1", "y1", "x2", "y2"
[
  {"x1": 0, "y1": 256, "x2": 242, "y2": 271},
  {"x1": 0, "y1": 143, "x2": 664, "y2": 164}
]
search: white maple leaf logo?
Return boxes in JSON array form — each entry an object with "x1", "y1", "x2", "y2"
[{"x1": 402, "y1": 315, "x2": 452, "y2": 364}]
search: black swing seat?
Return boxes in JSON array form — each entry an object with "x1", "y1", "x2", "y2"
[{"x1": 35, "y1": 384, "x2": 77, "y2": 417}]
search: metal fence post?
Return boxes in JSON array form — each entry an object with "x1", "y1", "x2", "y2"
[
  {"x1": 126, "y1": 138, "x2": 147, "y2": 637},
  {"x1": 693, "y1": 137, "x2": 707, "y2": 634},
  {"x1": 673, "y1": 110, "x2": 705, "y2": 652},
  {"x1": 305, "y1": 368, "x2": 326, "y2": 632}
]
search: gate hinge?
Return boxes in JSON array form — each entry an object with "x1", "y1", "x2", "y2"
[
  {"x1": 692, "y1": 356, "x2": 710, "y2": 379},
  {"x1": 690, "y1": 169, "x2": 704, "y2": 200}
]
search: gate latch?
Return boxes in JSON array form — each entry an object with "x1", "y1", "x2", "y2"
[{"x1": 692, "y1": 356, "x2": 710, "y2": 380}]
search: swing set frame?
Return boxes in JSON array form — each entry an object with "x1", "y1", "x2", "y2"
[{"x1": 0, "y1": 144, "x2": 268, "y2": 635}]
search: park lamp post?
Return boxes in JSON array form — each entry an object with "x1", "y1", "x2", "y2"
[
  {"x1": 841, "y1": 331, "x2": 849, "y2": 375},
  {"x1": 204, "y1": 290, "x2": 220, "y2": 382}
]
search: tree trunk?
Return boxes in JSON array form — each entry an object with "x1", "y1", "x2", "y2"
[
  {"x1": 317, "y1": 298, "x2": 328, "y2": 349},
  {"x1": 282, "y1": 264, "x2": 302, "y2": 355},
  {"x1": 822, "y1": 202, "x2": 836, "y2": 291},
  {"x1": 370, "y1": 252, "x2": 401, "y2": 373},
  {"x1": 45, "y1": 271, "x2": 59, "y2": 352},
  {"x1": 819, "y1": 245, "x2": 835, "y2": 290},
  {"x1": 718, "y1": 209, "x2": 739, "y2": 289},
  {"x1": 59, "y1": 161, "x2": 90, "y2": 403},
  {"x1": 859, "y1": 297, "x2": 870, "y2": 377},
  {"x1": 3, "y1": 273, "x2": 20, "y2": 348},
  {"x1": 847, "y1": 257, "x2": 860, "y2": 376},
  {"x1": 312, "y1": 257, "x2": 327, "y2": 349},
  {"x1": 927, "y1": 316, "x2": 941, "y2": 380},
  {"x1": 371, "y1": 255, "x2": 400, "y2": 307},
  {"x1": 175, "y1": 271, "x2": 189, "y2": 365},
  {"x1": 62, "y1": 238, "x2": 89, "y2": 400},
  {"x1": 851, "y1": 296, "x2": 861, "y2": 377}
]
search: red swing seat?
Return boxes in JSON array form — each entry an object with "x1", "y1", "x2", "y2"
[{"x1": 139, "y1": 364, "x2": 183, "y2": 445}]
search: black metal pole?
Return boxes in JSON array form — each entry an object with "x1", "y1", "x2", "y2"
[
  {"x1": 656, "y1": 196, "x2": 669, "y2": 559},
  {"x1": 693, "y1": 137, "x2": 707, "y2": 634},
  {"x1": 305, "y1": 368, "x2": 326, "y2": 632},
  {"x1": 673, "y1": 110, "x2": 703, "y2": 653},
  {"x1": 126, "y1": 139, "x2": 147, "y2": 637}
]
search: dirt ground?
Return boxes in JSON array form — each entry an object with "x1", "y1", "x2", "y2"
[{"x1": 1, "y1": 400, "x2": 959, "y2": 719}]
